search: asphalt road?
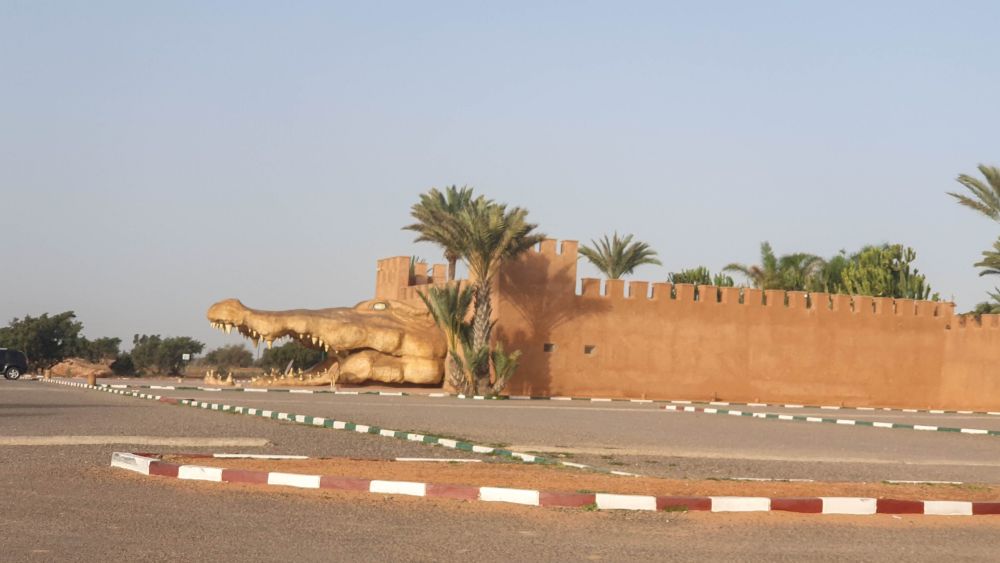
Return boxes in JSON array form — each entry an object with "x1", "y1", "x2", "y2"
[
  {"x1": 125, "y1": 384, "x2": 1000, "y2": 483},
  {"x1": 3, "y1": 381, "x2": 1000, "y2": 561}
]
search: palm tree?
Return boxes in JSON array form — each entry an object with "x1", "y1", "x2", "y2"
[
  {"x1": 724, "y1": 242, "x2": 777, "y2": 288},
  {"x1": 724, "y1": 242, "x2": 825, "y2": 291},
  {"x1": 970, "y1": 288, "x2": 1000, "y2": 315},
  {"x1": 948, "y1": 164, "x2": 1000, "y2": 221},
  {"x1": 807, "y1": 250, "x2": 850, "y2": 293},
  {"x1": 975, "y1": 237, "x2": 1000, "y2": 276},
  {"x1": 403, "y1": 186, "x2": 475, "y2": 281},
  {"x1": 418, "y1": 283, "x2": 474, "y2": 394},
  {"x1": 579, "y1": 233, "x2": 662, "y2": 279},
  {"x1": 455, "y1": 198, "x2": 545, "y2": 392},
  {"x1": 668, "y1": 267, "x2": 734, "y2": 287}
]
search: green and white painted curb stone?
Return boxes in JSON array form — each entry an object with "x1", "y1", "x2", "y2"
[
  {"x1": 43, "y1": 378, "x2": 641, "y2": 477},
  {"x1": 662, "y1": 404, "x2": 1000, "y2": 437},
  {"x1": 93, "y1": 381, "x2": 1000, "y2": 418}
]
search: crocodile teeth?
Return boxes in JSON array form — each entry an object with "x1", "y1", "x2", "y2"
[{"x1": 266, "y1": 340, "x2": 273, "y2": 349}]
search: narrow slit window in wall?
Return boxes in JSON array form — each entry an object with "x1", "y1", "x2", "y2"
[
  {"x1": 543, "y1": 343, "x2": 556, "y2": 353},
  {"x1": 584, "y1": 345, "x2": 597, "y2": 356}
]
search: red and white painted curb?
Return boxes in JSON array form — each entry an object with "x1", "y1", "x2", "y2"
[{"x1": 110, "y1": 453, "x2": 1000, "y2": 516}]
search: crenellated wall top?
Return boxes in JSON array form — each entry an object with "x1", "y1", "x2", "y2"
[{"x1": 378, "y1": 238, "x2": 977, "y2": 325}]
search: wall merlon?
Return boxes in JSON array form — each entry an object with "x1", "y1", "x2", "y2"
[
  {"x1": 698, "y1": 285, "x2": 719, "y2": 304},
  {"x1": 628, "y1": 281, "x2": 649, "y2": 299},
  {"x1": 874, "y1": 297, "x2": 892, "y2": 315},
  {"x1": 894, "y1": 299, "x2": 915, "y2": 317},
  {"x1": 788, "y1": 291, "x2": 807, "y2": 309},
  {"x1": 720, "y1": 286, "x2": 740, "y2": 304},
  {"x1": 538, "y1": 239, "x2": 559, "y2": 256},
  {"x1": 915, "y1": 301, "x2": 935, "y2": 317},
  {"x1": 431, "y1": 264, "x2": 447, "y2": 284},
  {"x1": 744, "y1": 288, "x2": 763, "y2": 306},
  {"x1": 831, "y1": 294, "x2": 851, "y2": 313},
  {"x1": 413, "y1": 262, "x2": 428, "y2": 278},
  {"x1": 764, "y1": 289, "x2": 784, "y2": 307},
  {"x1": 650, "y1": 282, "x2": 672, "y2": 301},
  {"x1": 853, "y1": 296, "x2": 874, "y2": 314},
  {"x1": 810, "y1": 292, "x2": 832, "y2": 311},
  {"x1": 375, "y1": 256, "x2": 413, "y2": 300},
  {"x1": 675, "y1": 283, "x2": 695, "y2": 302},
  {"x1": 558, "y1": 240, "x2": 579, "y2": 257},
  {"x1": 939, "y1": 302, "x2": 956, "y2": 318},
  {"x1": 605, "y1": 279, "x2": 625, "y2": 299},
  {"x1": 580, "y1": 278, "x2": 602, "y2": 297}
]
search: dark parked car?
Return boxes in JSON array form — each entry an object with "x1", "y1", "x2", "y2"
[{"x1": 1, "y1": 348, "x2": 28, "y2": 380}]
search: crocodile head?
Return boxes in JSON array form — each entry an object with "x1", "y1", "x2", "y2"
[{"x1": 206, "y1": 298, "x2": 446, "y2": 384}]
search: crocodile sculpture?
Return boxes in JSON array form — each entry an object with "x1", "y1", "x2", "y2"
[{"x1": 206, "y1": 298, "x2": 446, "y2": 385}]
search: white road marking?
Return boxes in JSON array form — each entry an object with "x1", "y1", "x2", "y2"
[
  {"x1": 394, "y1": 458, "x2": 482, "y2": 463},
  {"x1": 504, "y1": 444, "x2": 1000, "y2": 467},
  {"x1": 731, "y1": 477, "x2": 815, "y2": 482},
  {"x1": 885, "y1": 480, "x2": 964, "y2": 485},
  {"x1": 0, "y1": 436, "x2": 269, "y2": 446}
]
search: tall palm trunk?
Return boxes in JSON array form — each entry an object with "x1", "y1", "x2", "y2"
[
  {"x1": 471, "y1": 279, "x2": 493, "y2": 393},
  {"x1": 445, "y1": 354, "x2": 467, "y2": 394},
  {"x1": 447, "y1": 257, "x2": 457, "y2": 282}
]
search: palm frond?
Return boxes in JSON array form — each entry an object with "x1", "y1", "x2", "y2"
[
  {"x1": 417, "y1": 284, "x2": 473, "y2": 350},
  {"x1": 579, "y1": 232, "x2": 661, "y2": 279},
  {"x1": 456, "y1": 198, "x2": 545, "y2": 283},
  {"x1": 949, "y1": 165, "x2": 1000, "y2": 221},
  {"x1": 975, "y1": 238, "x2": 1000, "y2": 277},
  {"x1": 403, "y1": 186, "x2": 478, "y2": 278}
]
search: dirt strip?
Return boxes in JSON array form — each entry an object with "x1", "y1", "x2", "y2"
[{"x1": 167, "y1": 456, "x2": 1000, "y2": 501}]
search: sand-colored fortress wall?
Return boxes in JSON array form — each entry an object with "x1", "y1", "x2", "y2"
[
  {"x1": 376, "y1": 241, "x2": 1000, "y2": 410},
  {"x1": 940, "y1": 316, "x2": 1000, "y2": 408},
  {"x1": 376, "y1": 257, "x2": 451, "y2": 301}
]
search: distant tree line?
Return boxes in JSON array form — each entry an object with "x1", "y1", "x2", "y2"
[
  {"x1": 195, "y1": 341, "x2": 326, "y2": 373},
  {"x1": 0, "y1": 309, "x2": 333, "y2": 376},
  {"x1": 575, "y1": 237, "x2": 937, "y2": 300},
  {"x1": 0, "y1": 311, "x2": 206, "y2": 375},
  {"x1": 719, "y1": 242, "x2": 936, "y2": 300},
  {"x1": 0, "y1": 312, "x2": 127, "y2": 371}
]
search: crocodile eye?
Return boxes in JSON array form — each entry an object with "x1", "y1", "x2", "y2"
[{"x1": 372, "y1": 302, "x2": 388, "y2": 311}]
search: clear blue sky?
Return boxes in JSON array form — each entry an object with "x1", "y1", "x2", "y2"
[{"x1": 3, "y1": 1, "x2": 999, "y2": 351}]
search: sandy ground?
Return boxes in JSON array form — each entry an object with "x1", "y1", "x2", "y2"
[{"x1": 166, "y1": 455, "x2": 1000, "y2": 501}]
